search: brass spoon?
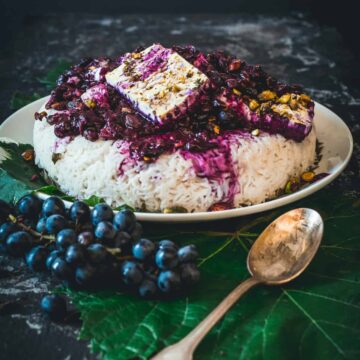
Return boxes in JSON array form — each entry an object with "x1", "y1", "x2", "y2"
[{"x1": 151, "y1": 208, "x2": 323, "y2": 360}]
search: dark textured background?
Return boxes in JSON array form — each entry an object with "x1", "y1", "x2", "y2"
[{"x1": 0, "y1": 10, "x2": 359, "y2": 360}]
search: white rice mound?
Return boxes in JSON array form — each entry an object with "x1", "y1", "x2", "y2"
[{"x1": 33, "y1": 110, "x2": 316, "y2": 213}]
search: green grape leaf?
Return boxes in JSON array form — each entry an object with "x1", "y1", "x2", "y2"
[
  {"x1": 68, "y1": 190, "x2": 360, "y2": 360},
  {"x1": 0, "y1": 141, "x2": 47, "y2": 202},
  {"x1": 10, "y1": 92, "x2": 43, "y2": 111},
  {"x1": 37, "y1": 59, "x2": 71, "y2": 89}
]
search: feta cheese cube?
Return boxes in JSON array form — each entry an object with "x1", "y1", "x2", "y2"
[{"x1": 105, "y1": 44, "x2": 209, "y2": 123}]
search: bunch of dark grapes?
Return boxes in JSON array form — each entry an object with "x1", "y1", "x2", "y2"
[{"x1": 0, "y1": 194, "x2": 200, "y2": 300}]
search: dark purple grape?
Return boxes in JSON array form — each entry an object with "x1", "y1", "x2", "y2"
[
  {"x1": 87, "y1": 243, "x2": 109, "y2": 264},
  {"x1": 155, "y1": 247, "x2": 179, "y2": 270},
  {"x1": 95, "y1": 221, "x2": 116, "y2": 242},
  {"x1": 42, "y1": 196, "x2": 66, "y2": 217},
  {"x1": 139, "y1": 278, "x2": 157, "y2": 298},
  {"x1": 91, "y1": 203, "x2": 113, "y2": 226},
  {"x1": 113, "y1": 231, "x2": 131, "y2": 249},
  {"x1": 46, "y1": 214, "x2": 68, "y2": 235},
  {"x1": 16, "y1": 194, "x2": 42, "y2": 219},
  {"x1": 130, "y1": 222, "x2": 143, "y2": 241},
  {"x1": 132, "y1": 238, "x2": 155, "y2": 261},
  {"x1": 157, "y1": 270, "x2": 181, "y2": 293},
  {"x1": 6, "y1": 231, "x2": 33, "y2": 257},
  {"x1": 178, "y1": 245, "x2": 199, "y2": 263},
  {"x1": 41, "y1": 294, "x2": 67, "y2": 321},
  {"x1": 75, "y1": 263, "x2": 97, "y2": 287},
  {"x1": 180, "y1": 263, "x2": 200, "y2": 285},
  {"x1": 69, "y1": 201, "x2": 90, "y2": 224},
  {"x1": 46, "y1": 249, "x2": 64, "y2": 270},
  {"x1": 113, "y1": 210, "x2": 136, "y2": 232},
  {"x1": 121, "y1": 261, "x2": 143, "y2": 286},
  {"x1": 77, "y1": 231, "x2": 94, "y2": 246},
  {"x1": 0, "y1": 222, "x2": 19, "y2": 243},
  {"x1": 56, "y1": 229, "x2": 77, "y2": 249},
  {"x1": 65, "y1": 244, "x2": 87, "y2": 266},
  {"x1": 36, "y1": 218, "x2": 47, "y2": 234},
  {"x1": 51, "y1": 257, "x2": 73, "y2": 280},
  {"x1": 26, "y1": 245, "x2": 50, "y2": 272}
]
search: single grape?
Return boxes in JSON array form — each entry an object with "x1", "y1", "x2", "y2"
[
  {"x1": 65, "y1": 244, "x2": 87, "y2": 266},
  {"x1": 46, "y1": 249, "x2": 64, "y2": 270},
  {"x1": 0, "y1": 222, "x2": 19, "y2": 243},
  {"x1": 91, "y1": 203, "x2": 113, "y2": 226},
  {"x1": 180, "y1": 263, "x2": 200, "y2": 285},
  {"x1": 51, "y1": 257, "x2": 73, "y2": 280},
  {"x1": 56, "y1": 229, "x2": 77, "y2": 249},
  {"x1": 121, "y1": 261, "x2": 143, "y2": 286},
  {"x1": 75, "y1": 263, "x2": 97, "y2": 287},
  {"x1": 45, "y1": 214, "x2": 68, "y2": 235},
  {"x1": 130, "y1": 222, "x2": 143, "y2": 241},
  {"x1": 42, "y1": 196, "x2": 66, "y2": 217},
  {"x1": 40, "y1": 294, "x2": 67, "y2": 321},
  {"x1": 25, "y1": 245, "x2": 50, "y2": 272},
  {"x1": 95, "y1": 221, "x2": 116, "y2": 242},
  {"x1": 113, "y1": 231, "x2": 131, "y2": 249},
  {"x1": 77, "y1": 231, "x2": 94, "y2": 246},
  {"x1": 16, "y1": 194, "x2": 42, "y2": 219},
  {"x1": 132, "y1": 238, "x2": 155, "y2": 261},
  {"x1": 6, "y1": 231, "x2": 33, "y2": 257},
  {"x1": 36, "y1": 218, "x2": 47, "y2": 234},
  {"x1": 157, "y1": 270, "x2": 181, "y2": 293},
  {"x1": 158, "y1": 239, "x2": 178, "y2": 251},
  {"x1": 155, "y1": 247, "x2": 179, "y2": 270},
  {"x1": 113, "y1": 210, "x2": 136, "y2": 232},
  {"x1": 178, "y1": 244, "x2": 199, "y2": 263},
  {"x1": 87, "y1": 243, "x2": 109, "y2": 264},
  {"x1": 0, "y1": 199, "x2": 14, "y2": 223},
  {"x1": 69, "y1": 201, "x2": 90, "y2": 224},
  {"x1": 139, "y1": 278, "x2": 157, "y2": 298}
]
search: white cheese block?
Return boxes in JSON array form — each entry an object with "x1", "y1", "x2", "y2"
[{"x1": 105, "y1": 44, "x2": 209, "y2": 123}]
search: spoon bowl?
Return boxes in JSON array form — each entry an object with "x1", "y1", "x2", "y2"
[
  {"x1": 152, "y1": 208, "x2": 324, "y2": 360},
  {"x1": 247, "y1": 208, "x2": 323, "y2": 284}
]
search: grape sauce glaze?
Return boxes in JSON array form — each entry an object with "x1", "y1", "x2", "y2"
[{"x1": 35, "y1": 45, "x2": 315, "y2": 208}]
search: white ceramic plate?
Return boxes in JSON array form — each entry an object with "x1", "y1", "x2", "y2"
[{"x1": 0, "y1": 97, "x2": 353, "y2": 222}]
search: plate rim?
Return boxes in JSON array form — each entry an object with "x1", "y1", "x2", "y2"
[{"x1": 0, "y1": 97, "x2": 354, "y2": 222}]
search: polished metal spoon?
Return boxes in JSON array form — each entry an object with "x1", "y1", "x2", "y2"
[{"x1": 151, "y1": 208, "x2": 324, "y2": 360}]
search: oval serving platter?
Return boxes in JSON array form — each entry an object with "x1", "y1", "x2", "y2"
[{"x1": 0, "y1": 96, "x2": 353, "y2": 222}]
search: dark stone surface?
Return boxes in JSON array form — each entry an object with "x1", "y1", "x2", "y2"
[{"x1": 0, "y1": 13, "x2": 359, "y2": 360}]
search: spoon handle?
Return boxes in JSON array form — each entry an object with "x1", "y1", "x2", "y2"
[{"x1": 151, "y1": 277, "x2": 260, "y2": 360}]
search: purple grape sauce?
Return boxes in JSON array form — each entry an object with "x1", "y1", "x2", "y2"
[{"x1": 35, "y1": 45, "x2": 315, "y2": 208}]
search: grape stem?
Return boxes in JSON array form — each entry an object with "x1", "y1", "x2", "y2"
[{"x1": 8, "y1": 214, "x2": 55, "y2": 242}]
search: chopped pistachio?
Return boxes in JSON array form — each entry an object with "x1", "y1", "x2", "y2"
[
  {"x1": 52, "y1": 153, "x2": 62, "y2": 164},
  {"x1": 131, "y1": 53, "x2": 142, "y2": 59},
  {"x1": 143, "y1": 156, "x2": 151, "y2": 162},
  {"x1": 301, "y1": 171, "x2": 315, "y2": 182},
  {"x1": 158, "y1": 89, "x2": 166, "y2": 98},
  {"x1": 289, "y1": 98, "x2": 298, "y2": 110},
  {"x1": 84, "y1": 99, "x2": 96, "y2": 108},
  {"x1": 285, "y1": 177, "x2": 300, "y2": 194},
  {"x1": 163, "y1": 206, "x2": 188, "y2": 214},
  {"x1": 213, "y1": 125, "x2": 220, "y2": 134},
  {"x1": 277, "y1": 93, "x2": 291, "y2": 104},
  {"x1": 300, "y1": 94, "x2": 311, "y2": 103},
  {"x1": 21, "y1": 149, "x2": 34, "y2": 161},
  {"x1": 249, "y1": 99, "x2": 260, "y2": 110},
  {"x1": 251, "y1": 129, "x2": 260, "y2": 136},
  {"x1": 233, "y1": 88, "x2": 241, "y2": 96},
  {"x1": 258, "y1": 90, "x2": 276, "y2": 101},
  {"x1": 172, "y1": 84, "x2": 182, "y2": 92}
]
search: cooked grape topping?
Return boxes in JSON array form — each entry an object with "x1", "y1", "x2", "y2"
[{"x1": 36, "y1": 44, "x2": 314, "y2": 163}]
